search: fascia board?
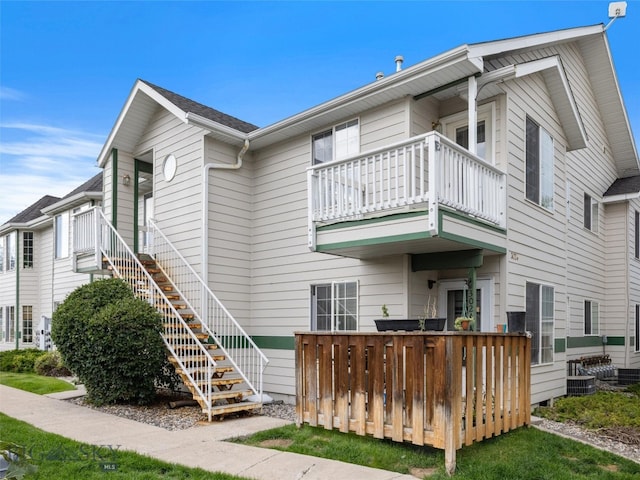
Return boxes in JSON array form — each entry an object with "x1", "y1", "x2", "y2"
[
  {"x1": 602, "y1": 192, "x2": 640, "y2": 204},
  {"x1": 600, "y1": 34, "x2": 639, "y2": 169},
  {"x1": 517, "y1": 56, "x2": 587, "y2": 150},
  {"x1": 0, "y1": 216, "x2": 51, "y2": 235},
  {"x1": 185, "y1": 113, "x2": 247, "y2": 145},
  {"x1": 97, "y1": 80, "x2": 189, "y2": 167},
  {"x1": 248, "y1": 46, "x2": 476, "y2": 144},
  {"x1": 468, "y1": 25, "x2": 604, "y2": 58},
  {"x1": 41, "y1": 192, "x2": 102, "y2": 216}
]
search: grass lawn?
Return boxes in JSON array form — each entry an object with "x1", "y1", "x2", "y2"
[
  {"x1": 0, "y1": 413, "x2": 250, "y2": 480},
  {"x1": 0, "y1": 372, "x2": 76, "y2": 395},
  {"x1": 235, "y1": 421, "x2": 640, "y2": 479}
]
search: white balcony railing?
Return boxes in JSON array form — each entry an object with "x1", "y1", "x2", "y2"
[{"x1": 307, "y1": 131, "x2": 506, "y2": 247}]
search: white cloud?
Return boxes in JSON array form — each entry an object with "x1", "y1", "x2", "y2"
[
  {"x1": 0, "y1": 87, "x2": 27, "y2": 101},
  {"x1": 0, "y1": 122, "x2": 103, "y2": 223}
]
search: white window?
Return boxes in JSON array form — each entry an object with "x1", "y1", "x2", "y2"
[
  {"x1": 312, "y1": 119, "x2": 359, "y2": 165},
  {"x1": 311, "y1": 281, "x2": 358, "y2": 331},
  {"x1": 0, "y1": 308, "x2": 3, "y2": 342},
  {"x1": 584, "y1": 194, "x2": 599, "y2": 233},
  {"x1": 23, "y1": 232, "x2": 34, "y2": 268},
  {"x1": 2, "y1": 233, "x2": 16, "y2": 271},
  {"x1": 6, "y1": 306, "x2": 15, "y2": 342},
  {"x1": 55, "y1": 213, "x2": 69, "y2": 259},
  {"x1": 443, "y1": 103, "x2": 495, "y2": 163},
  {"x1": 635, "y1": 305, "x2": 639, "y2": 353},
  {"x1": 526, "y1": 117, "x2": 554, "y2": 210},
  {"x1": 584, "y1": 300, "x2": 599, "y2": 335},
  {"x1": 22, "y1": 305, "x2": 33, "y2": 343},
  {"x1": 526, "y1": 282, "x2": 554, "y2": 365},
  {"x1": 635, "y1": 211, "x2": 639, "y2": 260}
]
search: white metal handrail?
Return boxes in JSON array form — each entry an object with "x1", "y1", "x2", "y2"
[
  {"x1": 308, "y1": 131, "x2": 506, "y2": 228},
  {"x1": 147, "y1": 219, "x2": 268, "y2": 399},
  {"x1": 73, "y1": 207, "x2": 216, "y2": 420}
]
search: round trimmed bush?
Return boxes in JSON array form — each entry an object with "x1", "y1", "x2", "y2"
[{"x1": 51, "y1": 278, "x2": 168, "y2": 405}]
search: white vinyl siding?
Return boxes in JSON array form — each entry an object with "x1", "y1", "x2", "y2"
[{"x1": 635, "y1": 211, "x2": 639, "y2": 259}]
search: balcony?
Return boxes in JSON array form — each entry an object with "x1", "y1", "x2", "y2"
[{"x1": 307, "y1": 131, "x2": 507, "y2": 258}]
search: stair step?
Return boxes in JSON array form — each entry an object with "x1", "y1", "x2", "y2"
[
  {"x1": 168, "y1": 355, "x2": 223, "y2": 367},
  {"x1": 206, "y1": 401, "x2": 262, "y2": 417},
  {"x1": 162, "y1": 322, "x2": 203, "y2": 331},
  {"x1": 170, "y1": 347, "x2": 223, "y2": 359},
  {"x1": 165, "y1": 333, "x2": 208, "y2": 341}
]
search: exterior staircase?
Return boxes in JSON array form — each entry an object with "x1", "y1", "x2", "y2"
[{"x1": 73, "y1": 207, "x2": 268, "y2": 421}]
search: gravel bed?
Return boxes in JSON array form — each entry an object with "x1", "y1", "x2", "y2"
[{"x1": 66, "y1": 392, "x2": 639, "y2": 464}]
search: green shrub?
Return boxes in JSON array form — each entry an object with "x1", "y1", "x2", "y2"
[
  {"x1": 0, "y1": 349, "x2": 47, "y2": 373},
  {"x1": 51, "y1": 278, "x2": 169, "y2": 405},
  {"x1": 51, "y1": 278, "x2": 133, "y2": 376},
  {"x1": 33, "y1": 351, "x2": 71, "y2": 377}
]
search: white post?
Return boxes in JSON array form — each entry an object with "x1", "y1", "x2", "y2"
[
  {"x1": 307, "y1": 169, "x2": 317, "y2": 251},
  {"x1": 467, "y1": 76, "x2": 478, "y2": 155},
  {"x1": 427, "y1": 133, "x2": 440, "y2": 236}
]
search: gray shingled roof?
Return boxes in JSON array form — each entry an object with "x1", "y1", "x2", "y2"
[
  {"x1": 140, "y1": 80, "x2": 259, "y2": 134},
  {"x1": 3, "y1": 195, "x2": 61, "y2": 225},
  {"x1": 604, "y1": 175, "x2": 640, "y2": 196},
  {"x1": 61, "y1": 172, "x2": 103, "y2": 200}
]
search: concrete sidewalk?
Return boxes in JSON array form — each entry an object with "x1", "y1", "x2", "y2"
[{"x1": 0, "y1": 385, "x2": 417, "y2": 480}]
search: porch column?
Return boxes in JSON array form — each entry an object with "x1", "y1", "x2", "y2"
[
  {"x1": 469, "y1": 267, "x2": 477, "y2": 327},
  {"x1": 467, "y1": 76, "x2": 477, "y2": 155}
]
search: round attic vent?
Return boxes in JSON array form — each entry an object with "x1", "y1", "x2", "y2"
[{"x1": 163, "y1": 154, "x2": 177, "y2": 182}]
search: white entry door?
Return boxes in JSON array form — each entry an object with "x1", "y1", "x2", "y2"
[
  {"x1": 437, "y1": 279, "x2": 493, "y2": 332},
  {"x1": 143, "y1": 192, "x2": 154, "y2": 252}
]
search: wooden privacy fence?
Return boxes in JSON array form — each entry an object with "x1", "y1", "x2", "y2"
[{"x1": 295, "y1": 332, "x2": 531, "y2": 474}]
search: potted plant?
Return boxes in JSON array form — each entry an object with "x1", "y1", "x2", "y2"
[{"x1": 454, "y1": 315, "x2": 474, "y2": 331}]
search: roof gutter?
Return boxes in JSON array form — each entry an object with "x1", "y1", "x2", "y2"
[
  {"x1": 247, "y1": 45, "x2": 477, "y2": 142},
  {"x1": 41, "y1": 192, "x2": 103, "y2": 216}
]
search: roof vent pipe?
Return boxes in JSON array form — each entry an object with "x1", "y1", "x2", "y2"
[
  {"x1": 395, "y1": 55, "x2": 404, "y2": 72},
  {"x1": 376, "y1": 72, "x2": 384, "y2": 80}
]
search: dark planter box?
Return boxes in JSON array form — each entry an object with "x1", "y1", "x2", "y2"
[
  {"x1": 374, "y1": 318, "x2": 446, "y2": 332},
  {"x1": 507, "y1": 311, "x2": 526, "y2": 333}
]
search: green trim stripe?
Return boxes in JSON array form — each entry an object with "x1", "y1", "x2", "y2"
[
  {"x1": 566, "y1": 336, "x2": 625, "y2": 348},
  {"x1": 252, "y1": 336, "x2": 295, "y2": 350},
  {"x1": 440, "y1": 209, "x2": 506, "y2": 234},
  {"x1": 554, "y1": 338, "x2": 566, "y2": 353},
  {"x1": 111, "y1": 148, "x2": 118, "y2": 229}
]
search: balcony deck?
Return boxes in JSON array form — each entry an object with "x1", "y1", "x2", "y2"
[{"x1": 307, "y1": 132, "x2": 507, "y2": 258}]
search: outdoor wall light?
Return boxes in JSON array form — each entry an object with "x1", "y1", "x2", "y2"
[{"x1": 122, "y1": 174, "x2": 131, "y2": 186}]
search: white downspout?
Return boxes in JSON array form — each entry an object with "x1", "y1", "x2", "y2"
[
  {"x1": 467, "y1": 75, "x2": 478, "y2": 155},
  {"x1": 201, "y1": 137, "x2": 250, "y2": 306}
]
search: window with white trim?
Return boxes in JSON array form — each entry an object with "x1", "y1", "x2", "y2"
[
  {"x1": 584, "y1": 300, "x2": 599, "y2": 335},
  {"x1": 635, "y1": 211, "x2": 639, "y2": 260},
  {"x1": 526, "y1": 282, "x2": 554, "y2": 365},
  {"x1": 22, "y1": 305, "x2": 33, "y2": 343},
  {"x1": 312, "y1": 119, "x2": 359, "y2": 165},
  {"x1": 583, "y1": 194, "x2": 599, "y2": 233},
  {"x1": 6, "y1": 306, "x2": 15, "y2": 342},
  {"x1": 55, "y1": 213, "x2": 69, "y2": 259},
  {"x1": 635, "y1": 304, "x2": 639, "y2": 353},
  {"x1": 23, "y1": 232, "x2": 34, "y2": 269},
  {"x1": 526, "y1": 117, "x2": 554, "y2": 210},
  {"x1": 443, "y1": 102, "x2": 495, "y2": 164},
  {"x1": 0, "y1": 308, "x2": 3, "y2": 342},
  {"x1": 2, "y1": 233, "x2": 16, "y2": 271},
  {"x1": 0, "y1": 237, "x2": 4, "y2": 272},
  {"x1": 311, "y1": 281, "x2": 358, "y2": 331}
]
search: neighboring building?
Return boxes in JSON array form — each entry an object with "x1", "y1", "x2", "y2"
[
  {"x1": 0, "y1": 173, "x2": 103, "y2": 351},
  {"x1": 16, "y1": 23, "x2": 640, "y2": 408}
]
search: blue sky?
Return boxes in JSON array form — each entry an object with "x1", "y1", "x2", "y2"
[{"x1": 1, "y1": 0, "x2": 638, "y2": 223}]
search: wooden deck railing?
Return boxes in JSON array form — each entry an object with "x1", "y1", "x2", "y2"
[{"x1": 295, "y1": 332, "x2": 531, "y2": 475}]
